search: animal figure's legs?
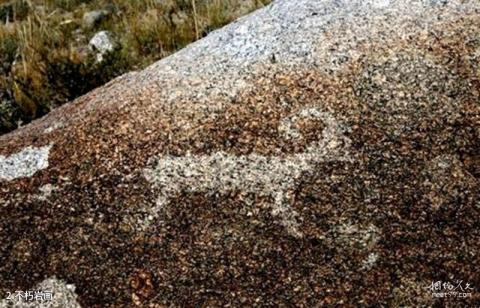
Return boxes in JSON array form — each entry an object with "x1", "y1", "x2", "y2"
[{"x1": 272, "y1": 190, "x2": 303, "y2": 238}]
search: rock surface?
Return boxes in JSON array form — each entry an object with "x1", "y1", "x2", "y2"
[{"x1": 0, "y1": 0, "x2": 479, "y2": 306}]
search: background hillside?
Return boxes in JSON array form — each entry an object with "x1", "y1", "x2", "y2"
[{"x1": 0, "y1": 0, "x2": 270, "y2": 134}]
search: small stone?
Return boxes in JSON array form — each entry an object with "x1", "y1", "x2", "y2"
[
  {"x1": 88, "y1": 31, "x2": 119, "y2": 62},
  {"x1": 83, "y1": 10, "x2": 110, "y2": 28}
]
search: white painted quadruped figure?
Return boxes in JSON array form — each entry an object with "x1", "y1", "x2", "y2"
[{"x1": 143, "y1": 107, "x2": 352, "y2": 237}]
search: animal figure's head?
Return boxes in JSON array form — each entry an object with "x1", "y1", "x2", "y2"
[{"x1": 278, "y1": 106, "x2": 352, "y2": 161}]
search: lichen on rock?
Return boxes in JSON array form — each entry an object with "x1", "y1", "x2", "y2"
[{"x1": 0, "y1": 144, "x2": 52, "y2": 181}]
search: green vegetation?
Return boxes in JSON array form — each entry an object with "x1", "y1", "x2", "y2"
[{"x1": 0, "y1": 0, "x2": 270, "y2": 134}]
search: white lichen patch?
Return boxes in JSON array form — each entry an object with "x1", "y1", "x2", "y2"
[
  {"x1": 0, "y1": 145, "x2": 52, "y2": 181},
  {"x1": 423, "y1": 154, "x2": 477, "y2": 210},
  {"x1": 143, "y1": 108, "x2": 351, "y2": 237},
  {"x1": 34, "y1": 184, "x2": 58, "y2": 202},
  {"x1": 0, "y1": 277, "x2": 80, "y2": 308},
  {"x1": 43, "y1": 122, "x2": 64, "y2": 134},
  {"x1": 336, "y1": 222, "x2": 381, "y2": 250},
  {"x1": 362, "y1": 252, "x2": 379, "y2": 270},
  {"x1": 368, "y1": 0, "x2": 391, "y2": 9},
  {"x1": 336, "y1": 222, "x2": 381, "y2": 270}
]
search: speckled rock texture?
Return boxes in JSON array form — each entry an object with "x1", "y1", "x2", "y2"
[{"x1": 0, "y1": 0, "x2": 479, "y2": 306}]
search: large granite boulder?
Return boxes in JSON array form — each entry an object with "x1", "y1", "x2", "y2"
[{"x1": 0, "y1": 0, "x2": 479, "y2": 306}]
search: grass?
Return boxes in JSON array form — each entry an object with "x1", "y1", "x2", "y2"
[{"x1": 0, "y1": 0, "x2": 271, "y2": 134}]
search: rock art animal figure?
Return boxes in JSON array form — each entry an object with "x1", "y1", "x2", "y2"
[{"x1": 143, "y1": 107, "x2": 352, "y2": 237}]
